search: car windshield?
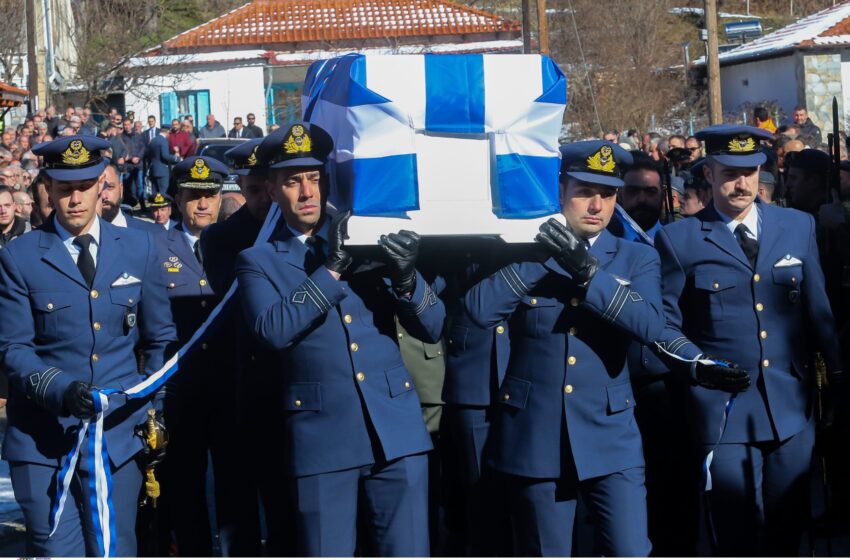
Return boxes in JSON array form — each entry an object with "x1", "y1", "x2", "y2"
[{"x1": 198, "y1": 144, "x2": 237, "y2": 167}]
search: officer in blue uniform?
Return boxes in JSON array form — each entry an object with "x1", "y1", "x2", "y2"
[
  {"x1": 146, "y1": 192, "x2": 178, "y2": 230},
  {"x1": 236, "y1": 122, "x2": 444, "y2": 556},
  {"x1": 0, "y1": 135, "x2": 177, "y2": 556},
  {"x1": 200, "y1": 138, "x2": 292, "y2": 556},
  {"x1": 156, "y1": 155, "x2": 227, "y2": 556},
  {"x1": 655, "y1": 125, "x2": 844, "y2": 555},
  {"x1": 98, "y1": 161, "x2": 165, "y2": 237},
  {"x1": 146, "y1": 125, "x2": 179, "y2": 197},
  {"x1": 464, "y1": 141, "x2": 664, "y2": 556}
]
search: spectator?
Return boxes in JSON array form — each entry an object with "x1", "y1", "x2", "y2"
[
  {"x1": 268, "y1": 123, "x2": 280, "y2": 134},
  {"x1": 680, "y1": 180, "x2": 710, "y2": 216},
  {"x1": 1, "y1": 129, "x2": 14, "y2": 150},
  {"x1": 646, "y1": 132, "x2": 663, "y2": 160},
  {"x1": 0, "y1": 167, "x2": 17, "y2": 189},
  {"x1": 685, "y1": 135, "x2": 701, "y2": 161},
  {"x1": 78, "y1": 109, "x2": 98, "y2": 136},
  {"x1": 168, "y1": 118, "x2": 192, "y2": 157},
  {"x1": 100, "y1": 107, "x2": 119, "y2": 134},
  {"x1": 184, "y1": 115, "x2": 199, "y2": 139},
  {"x1": 228, "y1": 116, "x2": 249, "y2": 138},
  {"x1": 199, "y1": 113, "x2": 226, "y2": 139},
  {"x1": 68, "y1": 115, "x2": 82, "y2": 135},
  {"x1": 0, "y1": 148, "x2": 12, "y2": 168},
  {"x1": 181, "y1": 120, "x2": 198, "y2": 154},
  {"x1": 105, "y1": 125, "x2": 128, "y2": 171},
  {"x1": 143, "y1": 115, "x2": 158, "y2": 145},
  {"x1": 12, "y1": 190, "x2": 33, "y2": 222},
  {"x1": 133, "y1": 121, "x2": 143, "y2": 135},
  {"x1": 668, "y1": 134, "x2": 686, "y2": 150},
  {"x1": 792, "y1": 105, "x2": 823, "y2": 146},
  {"x1": 59, "y1": 105, "x2": 74, "y2": 132},
  {"x1": 29, "y1": 171, "x2": 51, "y2": 227},
  {"x1": 0, "y1": 186, "x2": 29, "y2": 247},
  {"x1": 244, "y1": 113, "x2": 264, "y2": 138},
  {"x1": 219, "y1": 191, "x2": 246, "y2": 222},
  {"x1": 602, "y1": 130, "x2": 619, "y2": 143},
  {"x1": 757, "y1": 170, "x2": 777, "y2": 205},
  {"x1": 753, "y1": 106, "x2": 777, "y2": 134},
  {"x1": 121, "y1": 119, "x2": 145, "y2": 206},
  {"x1": 45, "y1": 105, "x2": 61, "y2": 136}
]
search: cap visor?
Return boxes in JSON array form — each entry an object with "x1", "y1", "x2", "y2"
[
  {"x1": 42, "y1": 161, "x2": 107, "y2": 182},
  {"x1": 565, "y1": 171, "x2": 624, "y2": 188},
  {"x1": 270, "y1": 157, "x2": 324, "y2": 169},
  {"x1": 711, "y1": 153, "x2": 766, "y2": 168},
  {"x1": 177, "y1": 182, "x2": 222, "y2": 190}
]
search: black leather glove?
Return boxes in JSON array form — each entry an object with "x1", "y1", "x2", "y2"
[
  {"x1": 535, "y1": 218, "x2": 599, "y2": 286},
  {"x1": 63, "y1": 381, "x2": 96, "y2": 419},
  {"x1": 324, "y1": 211, "x2": 352, "y2": 274},
  {"x1": 378, "y1": 230, "x2": 420, "y2": 295},
  {"x1": 135, "y1": 410, "x2": 169, "y2": 467},
  {"x1": 694, "y1": 355, "x2": 751, "y2": 393}
]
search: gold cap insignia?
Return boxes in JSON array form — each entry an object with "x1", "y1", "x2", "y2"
[
  {"x1": 61, "y1": 140, "x2": 91, "y2": 166},
  {"x1": 190, "y1": 158, "x2": 211, "y2": 180},
  {"x1": 284, "y1": 125, "x2": 312, "y2": 155},
  {"x1": 154, "y1": 194, "x2": 164, "y2": 203},
  {"x1": 247, "y1": 146, "x2": 258, "y2": 167},
  {"x1": 586, "y1": 145, "x2": 616, "y2": 173},
  {"x1": 728, "y1": 135, "x2": 756, "y2": 153}
]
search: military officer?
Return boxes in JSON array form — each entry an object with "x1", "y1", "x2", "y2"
[
  {"x1": 156, "y1": 156, "x2": 226, "y2": 556},
  {"x1": 200, "y1": 138, "x2": 290, "y2": 556},
  {"x1": 236, "y1": 122, "x2": 444, "y2": 556},
  {"x1": 654, "y1": 125, "x2": 843, "y2": 555},
  {"x1": 147, "y1": 192, "x2": 177, "y2": 230},
  {"x1": 463, "y1": 141, "x2": 664, "y2": 556},
  {"x1": 0, "y1": 135, "x2": 177, "y2": 556},
  {"x1": 97, "y1": 162, "x2": 165, "y2": 237}
]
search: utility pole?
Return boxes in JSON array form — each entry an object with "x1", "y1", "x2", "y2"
[
  {"x1": 25, "y1": 0, "x2": 39, "y2": 110},
  {"x1": 705, "y1": 0, "x2": 723, "y2": 124},
  {"x1": 537, "y1": 0, "x2": 549, "y2": 55},
  {"x1": 521, "y1": 0, "x2": 533, "y2": 54}
]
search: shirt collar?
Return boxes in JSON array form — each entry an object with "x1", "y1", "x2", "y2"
[
  {"x1": 55, "y1": 214, "x2": 101, "y2": 246},
  {"x1": 586, "y1": 231, "x2": 602, "y2": 247},
  {"x1": 180, "y1": 222, "x2": 200, "y2": 247},
  {"x1": 287, "y1": 220, "x2": 330, "y2": 245},
  {"x1": 715, "y1": 203, "x2": 760, "y2": 240},
  {"x1": 111, "y1": 210, "x2": 128, "y2": 228}
]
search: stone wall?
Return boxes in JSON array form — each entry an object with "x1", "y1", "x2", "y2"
[{"x1": 803, "y1": 53, "x2": 843, "y2": 144}]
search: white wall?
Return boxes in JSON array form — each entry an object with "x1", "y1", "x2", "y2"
[
  {"x1": 124, "y1": 64, "x2": 266, "y2": 129},
  {"x1": 720, "y1": 55, "x2": 798, "y2": 121},
  {"x1": 839, "y1": 52, "x2": 850, "y2": 130}
]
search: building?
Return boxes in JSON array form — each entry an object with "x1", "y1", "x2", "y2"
[
  {"x1": 716, "y1": 2, "x2": 850, "y2": 142},
  {"x1": 124, "y1": 0, "x2": 521, "y2": 131}
]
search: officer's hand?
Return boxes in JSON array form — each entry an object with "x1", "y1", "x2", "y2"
[
  {"x1": 325, "y1": 210, "x2": 353, "y2": 276},
  {"x1": 63, "y1": 381, "x2": 96, "y2": 419},
  {"x1": 379, "y1": 230, "x2": 420, "y2": 295},
  {"x1": 535, "y1": 218, "x2": 599, "y2": 286},
  {"x1": 694, "y1": 355, "x2": 751, "y2": 393}
]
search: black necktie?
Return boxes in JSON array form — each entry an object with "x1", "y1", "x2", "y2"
[
  {"x1": 305, "y1": 236, "x2": 325, "y2": 272},
  {"x1": 73, "y1": 234, "x2": 96, "y2": 287},
  {"x1": 734, "y1": 223, "x2": 758, "y2": 268},
  {"x1": 193, "y1": 240, "x2": 203, "y2": 265}
]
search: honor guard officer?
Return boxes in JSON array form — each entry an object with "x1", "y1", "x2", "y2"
[
  {"x1": 237, "y1": 122, "x2": 444, "y2": 556},
  {"x1": 0, "y1": 135, "x2": 177, "y2": 556},
  {"x1": 463, "y1": 141, "x2": 664, "y2": 556},
  {"x1": 200, "y1": 138, "x2": 291, "y2": 556},
  {"x1": 98, "y1": 161, "x2": 166, "y2": 237},
  {"x1": 157, "y1": 156, "x2": 226, "y2": 556},
  {"x1": 147, "y1": 192, "x2": 177, "y2": 230},
  {"x1": 655, "y1": 125, "x2": 844, "y2": 555}
]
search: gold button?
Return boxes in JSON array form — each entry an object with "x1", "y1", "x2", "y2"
[
  {"x1": 128, "y1": 298, "x2": 134, "y2": 305},
  {"x1": 93, "y1": 322, "x2": 101, "y2": 331},
  {"x1": 344, "y1": 314, "x2": 353, "y2": 324},
  {"x1": 564, "y1": 384, "x2": 573, "y2": 394},
  {"x1": 568, "y1": 356, "x2": 577, "y2": 365},
  {"x1": 530, "y1": 298, "x2": 538, "y2": 305},
  {"x1": 760, "y1": 330, "x2": 767, "y2": 339},
  {"x1": 763, "y1": 359, "x2": 770, "y2": 367},
  {"x1": 47, "y1": 303, "x2": 54, "y2": 310},
  {"x1": 294, "y1": 399, "x2": 302, "y2": 407},
  {"x1": 753, "y1": 274, "x2": 761, "y2": 282},
  {"x1": 90, "y1": 289, "x2": 99, "y2": 298},
  {"x1": 756, "y1": 303, "x2": 764, "y2": 312},
  {"x1": 570, "y1": 298, "x2": 579, "y2": 307},
  {"x1": 199, "y1": 279, "x2": 207, "y2": 287},
  {"x1": 712, "y1": 282, "x2": 720, "y2": 289},
  {"x1": 356, "y1": 372, "x2": 365, "y2": 382},
  {"x1": 168, "y1": 282, "x2": 175, "y2": 289},
  {"x1": 503, "y1": 393, "x2": 511, "y2": 401},
  {"x1": 200, "y1": 300, "x2": 207, "y2": 308},
  {"x1": 350, "y1": 342, "x2": 359, "y2": 352},
  {"x1": 496, "y1": 326, "x2": 505, "y2": 334},
  {"x1": 404, "y1": 381, "x2": 411, "y2": 389},
  {"x1": 201, "y1": 343, "x2": 208, "y2": 350},
  {"x1": 91, "y1": 353, "x2": 99, "y2": 362},
  {"x1": 568, "y1": 327, "x2": 578, "y2": 336}
]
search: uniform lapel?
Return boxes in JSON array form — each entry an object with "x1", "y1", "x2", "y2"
[
  {"x1": 169, "y1": 225, "x2": 203, "y2": 275},
  {"x1": 589, "y1": 229, "x2": 617, "y2": 269},
  {"x1": 39, "y1": 217, "x2": 88, "y2": 288},
  {"x1": 754, "y1": 201, "x2": 783, "y2": 271},
  {"x1": 93, "y1": 220, "x2": 122, "y2": 289},
  {"x1": 701, "y1": 204, "x2": 751, "y2": 269}
]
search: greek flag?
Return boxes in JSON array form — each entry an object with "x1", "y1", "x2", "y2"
[{"x1": 302, "y1": 53, "x2": 567, "y2": 219}]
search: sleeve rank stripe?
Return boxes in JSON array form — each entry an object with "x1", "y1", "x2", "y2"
[
  {"x1": 609, "y1": 286, "x2": 632, "y2": 322},
  {"x1": 304, "y1": 278, "x2": 332, "y2": 312},
  {"x1": 602, "y1": 283, "x2": 627, "y2": 321},
  {"x1": 39, "y1": 368, "x2": 61, "y2": 408},
  {"x1": 499, "y1": 267, "x2": 525, "y2": 298},
  {"x1": 506, "y1": 265, "x2": 530, "y2": 294},
  {"x1": 414, "y1": 284, "x2": 432, "y2": 316}
]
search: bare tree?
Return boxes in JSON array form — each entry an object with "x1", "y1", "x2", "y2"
[{"x1": 0, "y1": 0, "x2": 27, "y2": 85}]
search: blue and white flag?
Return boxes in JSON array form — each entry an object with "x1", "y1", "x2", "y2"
[{"x1": 302, "y1": 54, "x2": 567, "y2": 220}]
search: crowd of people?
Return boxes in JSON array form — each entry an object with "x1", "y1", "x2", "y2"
[{"x1": 0, "y1": 100, "x2": 849, "y2": 559}]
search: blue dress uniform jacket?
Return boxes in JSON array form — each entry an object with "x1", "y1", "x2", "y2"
[
  {"x1": 444, "y1": 307, "x2": 510, "y2": 407},
  {"x1": 236, "y1": 228, "x2": 445, "y2": 477},
  {"x1": 464, "y1": 230, "x2": 665, "y2": 480},
  {"x1": 146, "y1": 134, "x2": 177, "y2": 179},
  {"x1": 0, "y1": 217, "x2": 177, "y2": 467},
  {"x1": 655, "y1": 201, "x2": 841, "y2": 444},
  {"x1": 161, "y1": 225, "x2": 218, "y2": 340},
  {"x1": 126, "y1": 214, "x2": 167, "y2": 238}
]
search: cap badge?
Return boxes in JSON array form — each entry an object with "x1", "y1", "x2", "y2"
[
  {"x1": 247, "y1": 146, "x2": 258, "y2": 167},
  {"x1": 728, "y1": 135, "x2": 756, "y2": 153},
  {"x1": 190, "y1": 158, "x2": 211, "y2": 180},
  {"x1": 61, "y1": 140, "x2": 91, "y2": 166},
  {"x1": 284, "y1": 125, "x2": 312, "y2": 154},
  {"x1": 586, "y1": 145, "x2": 616, "y2": 173},
  {"x1": 153, "y1": 193, "x2": 165, "y2": 204}
]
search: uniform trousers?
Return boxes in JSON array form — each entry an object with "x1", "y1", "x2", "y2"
[
  {"x1": 699, "y1": 420, "x2": 814, "y2": 556},
  {"x1": 149, "y1": 175, "x2": 169, "y2": 196},
  {"x1": 496, "y1": 466, "x2": 651, "y2": 557},
  {"x1": 11, "y1": 449, "x2": 143, "y2": 557},
  {"x1": 291, "y1": 453, "x2": 429, "y2": 557}
]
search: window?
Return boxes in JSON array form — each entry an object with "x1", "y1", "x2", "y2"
[{"x1": 160, "y1": 90, "x2": 211, "y2": 127}]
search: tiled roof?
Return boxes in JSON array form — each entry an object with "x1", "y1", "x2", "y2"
[
  {"x1": 0, "y1": 82, "x2": 28, "y2": 96},
  {"x1": 718, "y1": 1, "x2": 850, "y2": 65},
  {"x1": 161, "y1": 0, "x2": 520, "y2": 50}
]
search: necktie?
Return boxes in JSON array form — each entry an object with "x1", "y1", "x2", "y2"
[
  {"x1": 73, "y1": 234, "x2": 96, "y2": 287},
  {"x1": 305, "y1": 236, "x2": 325, "y2": 272},
  {"x1": 193, "y1": 240, "x2": 203, "y2": 265},
  {"x1": 734, "y1": 223, "x2": 758, "y2": 268}
]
